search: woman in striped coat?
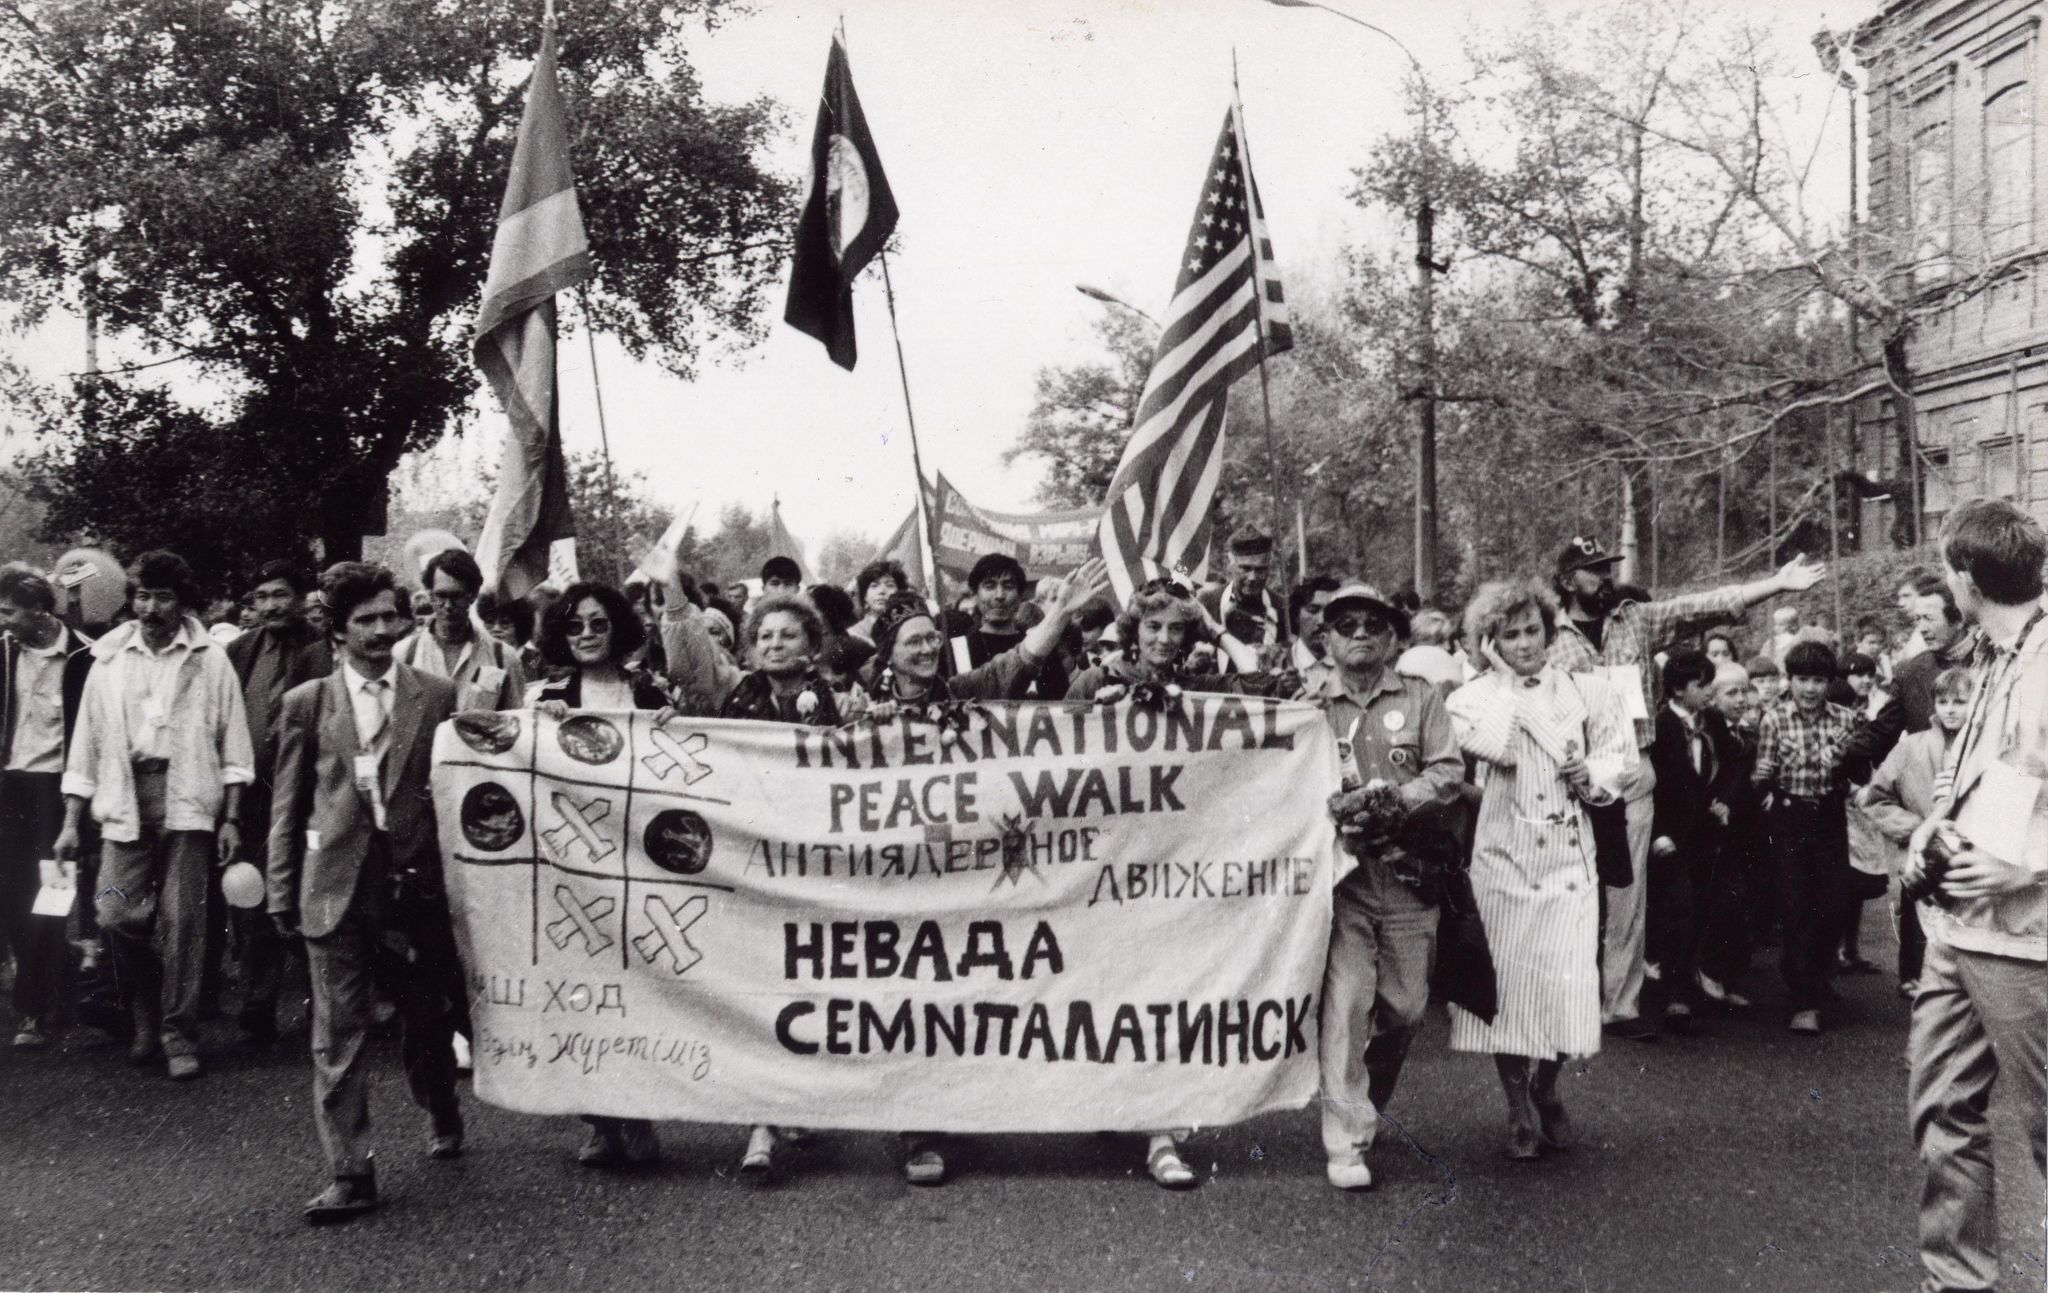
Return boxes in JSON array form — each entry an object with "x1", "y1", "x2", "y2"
[{"x1": 1446, "y1": 579, "x2": 1637, "y2": 1159}]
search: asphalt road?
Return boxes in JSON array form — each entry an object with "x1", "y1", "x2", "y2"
[{"x1": 3, "y1": 920, "x2": 2042, "y2": 1293}]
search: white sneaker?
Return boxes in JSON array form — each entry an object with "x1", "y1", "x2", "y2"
[
  {"x1": 451, "y1": 1033, "x2": 472, "y2": 1073},
  {"x1": 1326, "y1": 1160, "x2": 1374, "y2": 1192},
  {"x1": 1788, "y1": 1010, "x2": 1822, "y2": 1035},
  {"x1": 1696, "y1": 973, "x2": 1728, "y2": 1003},
  {"x1": 741, "y1": 1124, "x2": 777, "y2": 1178}
]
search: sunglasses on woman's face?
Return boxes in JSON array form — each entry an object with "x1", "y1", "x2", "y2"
[{"x1": 567, "y1": 616, "x2": 611, "y2": 635}]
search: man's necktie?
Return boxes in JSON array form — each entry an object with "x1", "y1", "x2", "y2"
[{"x1": 362, "y1": 678, "x2": 390, "y2": 760}]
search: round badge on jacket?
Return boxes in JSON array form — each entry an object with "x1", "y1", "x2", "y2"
[{"x1": 1383, "y1": 710, "x2": 1406, "y2": 733}]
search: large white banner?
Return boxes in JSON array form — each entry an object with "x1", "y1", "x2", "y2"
[{"x1": 432, "y1": 698, "x2": 1339, "y2": 1131}]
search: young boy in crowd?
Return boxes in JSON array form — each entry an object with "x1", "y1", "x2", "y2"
[
  {"x1": 1858, "y1": 666, "x2": 1976, "y2": 997},
  {"x1": 1699, "y1": 662, "x2": 1763, "y2": 1006},
  {"x1": 1648, "y1": 649, "x2": 1723, "y2": 1029},
  {"x1": 1753, "y1": 641, "x2": 1860, "y2": 1034}
]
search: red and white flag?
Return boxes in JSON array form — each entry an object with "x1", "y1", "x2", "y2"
[
  {"x1": 1097, "y1": 99, "x2": 1291, "y2": 605},
  {"x1": 473, "y1": 11, "x2": 591, "y2": 599}
]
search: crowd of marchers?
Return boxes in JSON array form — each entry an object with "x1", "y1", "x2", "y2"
[{"x1": 0, "y1": 501, "x2": 2040, "y2": 1293}]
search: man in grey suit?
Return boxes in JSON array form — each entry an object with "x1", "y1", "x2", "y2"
[{"x1": 267, "y1": 562, "x2": 464, "y2": 1224}]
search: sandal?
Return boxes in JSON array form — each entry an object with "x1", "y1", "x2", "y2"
[{"x1": 1147, "y1": 1142, "x2": 1198, "y2": 1191}]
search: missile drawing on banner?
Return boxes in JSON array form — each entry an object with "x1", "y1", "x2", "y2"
[
  {"x1": 633, "y1": 893, "x2": 708, "y2": 976},
  {"x1": 641, "y1": 722, "x2": 712, "y2": 785},
  {"x1": 542, "y1": 792, "x2": 616, "y2": 865},
  {"x1": 545, "y1": 884, "x2": 616, "y2": 957}
]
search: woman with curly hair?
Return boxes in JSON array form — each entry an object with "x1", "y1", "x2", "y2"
[
  {"x1": 1065, "y1": 578, "x2": 1264, "y2": 702},
  {"x1": 848, "y1": 559, "x2": 911, "y2": 645},
  {"x1": 522, "y1": 582, "x2": 673, "y2": 1172},
  {"x1": 1445, "y1": 579, "x2": 1636, "y2": 1160}
]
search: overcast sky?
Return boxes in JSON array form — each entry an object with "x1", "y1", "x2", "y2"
[{"x1": 13, "y1": 0, "x2": 1862, "y2": 563}]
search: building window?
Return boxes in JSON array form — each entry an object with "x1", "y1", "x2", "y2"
[
  {"x1": 1912, "y1": 87, "x2": 1954, "y2": 285},
  {"x1": 1980, "y1": 435, "x2": 2019, "y2": 498},
  {"x1": 1984, "y1": 49, "x2": 2034, "y2": 256}
]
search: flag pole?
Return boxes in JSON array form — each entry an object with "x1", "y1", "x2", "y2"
[
  {"x1": 878, "y1": 249, "x2": 943, "y2": 608},
  {"x1": 1233, "y1": 59, "x2": 1293, "y2": 590},
  {"x1": 577, "y1": 288, "x2": 628, "y2": 585}
]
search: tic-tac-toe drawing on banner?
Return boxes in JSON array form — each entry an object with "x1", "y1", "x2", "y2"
[{"x1": 431, "y1": 699, "x2": 1340, "y2": 1132}]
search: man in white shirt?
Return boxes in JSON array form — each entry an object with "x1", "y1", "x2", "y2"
[
  {"x1": 0, "y1": 565, "x2": 93, "y2": 1049},
  {"x1": 56, "y1": 550, "x2": 254, "y2": 1081}
]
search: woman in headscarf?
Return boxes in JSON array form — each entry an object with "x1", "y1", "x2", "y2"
[
  {"x1": 525, "y1": 582, "x2": 673, "y2": 1172},
  {"x1": 1444, "y1": 579, "x2": 1635, "y2": 1160}
]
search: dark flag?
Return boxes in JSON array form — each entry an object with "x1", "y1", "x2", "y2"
[{"x1": 784, "y1": 34, "x2": 899, "y2": 369}]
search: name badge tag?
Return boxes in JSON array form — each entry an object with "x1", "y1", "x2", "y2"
[
  {"x1": 474, "y1": 665, "x2": 507, "y2": 697},
  {"x1": 1604, "y1": 664, "x2": 1650, "y2": 722},
  {"x1": 305, "y1": 830, "x2": 321, "y2": 853},
  {"x1": 354, "y1": 754, "x2": 388, "y2": 830}
]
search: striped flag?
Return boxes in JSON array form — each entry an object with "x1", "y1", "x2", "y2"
[
  {"x1": 472, "y1": 14, "x2": 591, "y2": 599},
  {"x1": 1097, "y1": 100, "x2": 1292, "y2": 605}
]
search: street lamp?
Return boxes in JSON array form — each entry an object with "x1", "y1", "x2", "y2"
[
  {"x1": 1074, "y1": 282, "x2": 1160, "y2": 328},
  {"x1": 1258, "y1": 0, "x2": 1441, "y2": 601}
]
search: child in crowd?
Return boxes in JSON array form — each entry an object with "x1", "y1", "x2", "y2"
[
  {"x1": 1747, "y1": 655, "x2": 1785, "y2": 709},
  {"x1": 1753, "y1": 641, "x2": 1860, "y2": 1034},
  {"x1": 1699, "y1": 662, "x2": 1763, "y2": 1006},
  {"x1": 1648, "y1": 650, "x2": 1724, "y2": 1029},
  {"x1": 1858, "y1": 666, "x2": 1977, "y2": 997}
]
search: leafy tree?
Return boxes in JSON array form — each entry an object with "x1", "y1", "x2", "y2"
[
  {"x1": 1004, "y1": 308, "x2": 1153, "y2": 508},
  {"x1": 813, "y1": 528, "x2": 876, "y2": 588},
  {"x1": 0, "y1": 0, "x2": 793, "y2": 588}
]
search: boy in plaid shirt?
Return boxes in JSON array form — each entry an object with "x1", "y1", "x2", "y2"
[{"x1": 1753, "y1": 640, "x2": 1861, "y2": 1034}]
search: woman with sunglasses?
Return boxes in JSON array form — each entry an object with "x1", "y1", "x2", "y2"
[
  {"x1": 1066, "y1": 577, "x2": 1266, "y2": 703},
  {"x1": 1444, "y1": 579, "x2": 1635, "y2": 1160},
  {"x1": 526, "y1": 582, "x2": 674, "y2": 1172}
]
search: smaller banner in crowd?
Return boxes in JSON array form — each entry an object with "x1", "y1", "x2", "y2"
[
  {"x1": 432, "y1": 699, "x2": 1339, "y2": 1131},
  {"x1": 875, "y1": 473, "x2": 1102, "y2": 589}
]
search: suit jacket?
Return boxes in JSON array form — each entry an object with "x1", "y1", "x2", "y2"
[
  {"x1": 0, "y1": 624, "x2": 94, "y2": 766},
  {"x1": 1650, "y1": 705, "x2": 1720, "y2": 854},
  {"x1": 227, "y1": 621, "x2": 333, "y2": 814},
  {"x1": 265, "y1": 661, "x2": 457, "y2": 939}
]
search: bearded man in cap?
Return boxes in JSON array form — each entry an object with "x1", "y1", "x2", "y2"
[
  {"x1": 1296, "y1": 583, "x2": 1463, "y2": 1191},
  {"x1": 1198, "y1": 527, "x2": 1288, "y2": 654},
  {"x1": 1547, "y1": 535, "x2": 1825, "y2": 1041}
]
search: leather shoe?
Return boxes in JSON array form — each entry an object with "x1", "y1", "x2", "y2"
[
  {"x1": 127, "y1": 1034, "x2": 163, "y2": 1067},
  {"x1": 304, "y1": 1174, "x2": 378, "y2": 1225},
  {"x1": 1602, "y1": 1017, "x2": 1660, "y2": 1044},
  {"x1": 428, "y1": 1131, "x2": 463, "y2": 1160}
]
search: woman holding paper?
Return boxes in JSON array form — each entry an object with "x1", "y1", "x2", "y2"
[{"x1": 1446, "y1": 579, "x2": 1636, "y2": 1161}]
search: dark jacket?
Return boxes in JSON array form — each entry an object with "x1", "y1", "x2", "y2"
[
  {"x1": 945, "y1": 623, "x2": 1072, "y2": 700},
  {"x1": 1840, "y1": 632, "x2": 1977, "y2": 782},
  {"x1": 535, "y1": 668, "x2": 670, "y2": 712},
  {"x1": 229, "y1": 622, "x2": 334, "y2": 838},
  {"x1": 1650, "y1": 705, "x2": 1720, "y2": 853},
  {"x1": 0, "y1": 624, "x2": 94, "y2": 768}
]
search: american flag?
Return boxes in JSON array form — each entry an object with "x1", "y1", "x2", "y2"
[{"x1": 1097, "y1": 100, "x2": 1291, "y2": 604}]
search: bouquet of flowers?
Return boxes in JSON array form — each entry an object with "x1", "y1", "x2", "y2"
[
  {"x1": 1089, "y1": 680, "x2": 1183, "y2": 710},
  {"x1": 1327, "y1": 779, "x2": 1406, "y2": 856}
]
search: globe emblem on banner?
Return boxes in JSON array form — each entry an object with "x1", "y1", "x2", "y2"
[
  {"x1": 460, "y1": 782, "x2": 526, "y2": 852},
  {"x1": 643, "y1": 808, "x2": 713, "y2": 875},
  {"x1": 453, "y1": 711, "x2": 520, "y2": 756},
  {"x1": 556, "y1": 714, "x2": 624, "y2": 765},
  {"x1": 825, "y1": 134, "x2": 869, "y2": 265}
]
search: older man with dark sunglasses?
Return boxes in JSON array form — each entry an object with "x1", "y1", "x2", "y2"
[{"x1": 1294, "y1": 584, "x2": 1464, "y2": 1192}]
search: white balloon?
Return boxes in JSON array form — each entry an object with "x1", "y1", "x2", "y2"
[{"x1": 220, "y1": 861, "x2": 266, "y2": 910}]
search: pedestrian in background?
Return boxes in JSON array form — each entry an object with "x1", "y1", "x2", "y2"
[
  {"x1": 56, "y1": 551, "x2": 253, "y2": 1081},
  {"x1": 1901, "y1": 499, "x2": 2047, "y2": 1293},
  {"x1": 268, "y1": 562, "x2": 464, "y2": 1224},
  {"x1": 0, "y1": 565, "x2": 94, "y2": 1050},
  {"x1": 1449, "y1": 578, "x2": 1635, "y2": 1159},
  {"x1": 1752, "y1": 640, "x2": 1858, "y2": 1035}
]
